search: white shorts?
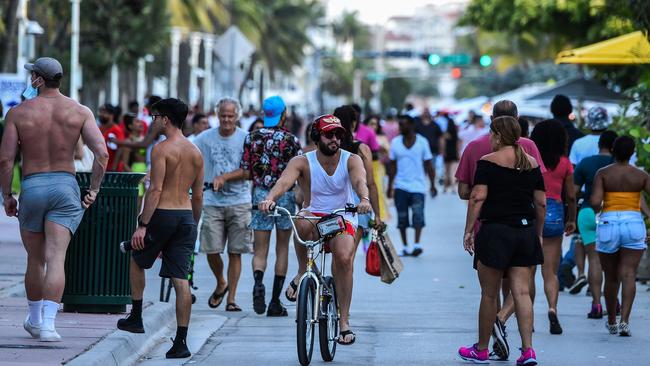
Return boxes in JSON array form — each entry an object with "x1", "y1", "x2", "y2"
[{"x1": 596, "y1": 211, "x2": 647, "y2": 253}]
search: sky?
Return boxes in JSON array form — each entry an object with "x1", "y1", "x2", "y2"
[{"x1": 326, "y1": 0, "x2": 467, "y2": 25}]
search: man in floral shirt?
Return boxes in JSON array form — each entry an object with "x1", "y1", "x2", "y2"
[{"x1": 242, "y1": 95, "x2": 302, "y2": 317}]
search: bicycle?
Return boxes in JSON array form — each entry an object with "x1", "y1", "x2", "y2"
[{"x1": 261, "y1": 204, "x2": 357, "y2": 366}]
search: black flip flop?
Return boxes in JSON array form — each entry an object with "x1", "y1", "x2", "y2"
[
  {"x1": 285, "y1": 280, "x2": 298, "y2": 302},
  {"x1": 225, "y1": 303, "x2": 242, "y2": 312},
  {"x1": 208, "y1": 286, "x2": 228, "y2": 309},
  {"x1": 337, "y1": 330, "x2": 356, "y2": 345}
]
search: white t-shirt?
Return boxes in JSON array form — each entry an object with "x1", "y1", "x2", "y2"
[
  {"x1": 459, "y1": 125, "x2": 489, "y2": 152},
  {"x1": 569, "y1": 134, "x2": 600, "y2": 165},
  {"x1": 389, "y1": 134, "x2": 433, "y2": 194}
]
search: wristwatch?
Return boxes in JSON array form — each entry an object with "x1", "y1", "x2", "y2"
[{"x1": 137, "y1": 216, "x2": 148, "y2": 228}]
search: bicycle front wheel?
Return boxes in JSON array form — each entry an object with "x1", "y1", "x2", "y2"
[
  {"x1": 297, "y1": 277, "x2": 316, "y2": 366},
  {"x1": 319, "y1": 276, "x2": 338, "y2": 361}
]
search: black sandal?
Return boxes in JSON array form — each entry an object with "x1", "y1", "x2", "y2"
[
  {"x1": 285, "y1": 280, "x2": 298, "y2": 302},
  {"x1": 225, "y1": 303, "x2": 242, "y2": 312},
  {"x1": 337, "y1": 330, "x2": 356, "y2": 345},
  {"x1": 208, "y1": 286, "x2": 228, "y2": 309}
]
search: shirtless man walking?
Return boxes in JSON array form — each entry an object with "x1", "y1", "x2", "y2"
[
  {"x1": 116, "y1": 98, "x2": 204, "y2": 359},
  {"x1": 259, "y1": 115, "x2": 372, "y2": 345},
  {"x1": 0, "y1": 57, "x2": 108, "y2": 341}
]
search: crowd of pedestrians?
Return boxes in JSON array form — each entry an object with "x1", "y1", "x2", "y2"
[
  {"x1": 456, "y1": 97, "x2": 648, "y2": 365},
  {"x1": 1, "y1": 56, "x2": 648, "y2": 365}
]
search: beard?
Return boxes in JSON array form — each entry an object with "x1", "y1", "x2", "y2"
[{"x1": 317, "y1": 140, "x2": 339, "y2": 156}]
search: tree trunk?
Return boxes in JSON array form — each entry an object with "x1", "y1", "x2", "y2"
[
  {"x1": 0, "y1": 0, "x2": 20, "y2": 72},
  {"x1": 238, "y1": 52, "x2": 257, "y2": 102}
]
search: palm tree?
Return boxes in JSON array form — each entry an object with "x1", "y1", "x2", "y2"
[
  {"x1": 332, "y1": 10, "x2": 364, "y2": 46},
  {"x1": 232, "y1": 0, "x2": 324, "y2": 102},
  {"x1": 169, "y1": 0, "x2": 229, "y2": 32}
]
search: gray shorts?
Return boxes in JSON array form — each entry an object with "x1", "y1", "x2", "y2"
[
  {"x1": 18, "y1": 172, "x2": 84, "y2": 234},
  {"x1": 200, "y1": 204, "x2": 253, "y2": 254}
]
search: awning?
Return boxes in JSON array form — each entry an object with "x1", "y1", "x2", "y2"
[
  {"x1": 555, "y1": 31, "x2": 650, "y2": 65},
  {"x1": 526, "y1": 77, "x2": 625, "y2": 104}
]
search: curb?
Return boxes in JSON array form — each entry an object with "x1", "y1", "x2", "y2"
[
  {"x1": 0, "y1": 281, "x2": 25, "y2": 299},
  {"x1": 65, "y1": 301, "x2": 175, "y2": 366}
]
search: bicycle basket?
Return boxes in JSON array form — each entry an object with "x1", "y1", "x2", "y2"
[{"x1": 317, "y1": 214, "x2": 346, "y2": 237}]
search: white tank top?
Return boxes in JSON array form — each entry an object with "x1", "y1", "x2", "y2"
[{"x1": 305, "y1": 150, "x2": 358, "y2": 227}]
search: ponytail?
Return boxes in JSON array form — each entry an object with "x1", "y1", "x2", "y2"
[{"x1": 514, "y1": 143, "x2": 533, "y2": 171}]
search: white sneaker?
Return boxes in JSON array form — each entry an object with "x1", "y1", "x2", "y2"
[
  {"x1": 399, "y1": 246, "x2": 413, "y2": 257},
  {"x1": 40, "y1": 326, "x2": 62, "y2": 342},
  {"x1": 23, "y1": 315, "x2": 41, "y2": 338}
]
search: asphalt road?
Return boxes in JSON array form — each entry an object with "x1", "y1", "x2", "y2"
[{"x1": 137, "y1": 192, "x2": 650, "y2": 366}]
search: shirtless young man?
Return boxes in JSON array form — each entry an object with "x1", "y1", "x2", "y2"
[
  {"x1": 116, "y1": 98, "x2": 204, "y2": 359},
  {"x1": 0, "y1": 57, "x2": 108, "y2": 341},
  {"x1": 258, "y1": 114, "x2": 372, "y2": 346}
]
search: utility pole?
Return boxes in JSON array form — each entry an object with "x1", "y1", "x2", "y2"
[
  {"x1": 169, "y1": 27, "x2": 183, "y2": 98},
  {"x1": 202, "y1": 33, "x2": 215, "y2": 112},
  {"x1": 70, "y1": 0, "x2": 81, "y2": 100},
  {"x1": 16, "y1": 0, "x2": 27, "y2": 77},
  {"x1": 188, "y1": 32, "x2": 201, "y2": 106}
]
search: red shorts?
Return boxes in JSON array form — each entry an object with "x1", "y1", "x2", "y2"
[{"x1": 311, "y1": 212, "x2": 356, "y2": 237}]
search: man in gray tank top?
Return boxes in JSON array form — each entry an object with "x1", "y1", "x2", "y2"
[{"x1": 259, "y1": 114, "x2": 372, "y2": 345}]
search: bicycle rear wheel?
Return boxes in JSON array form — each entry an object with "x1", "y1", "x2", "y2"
[
  {"x1": 297, "y1": 277, "x2": 316, "y2": 366},
  {"x1": 319, "y1": 276, "x2": 338, "y2": 361}
]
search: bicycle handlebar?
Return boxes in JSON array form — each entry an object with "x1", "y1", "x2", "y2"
[{"x1": 252, "y1": 204, "x2": 357, "y2": 246}]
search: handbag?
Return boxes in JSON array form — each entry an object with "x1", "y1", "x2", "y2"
[
  {"x1": 377, "y1": 229, "x2": 403, "y2": 284},
  {"x1": 365, "y1": 230, "x2": 381, "y2": 276}
]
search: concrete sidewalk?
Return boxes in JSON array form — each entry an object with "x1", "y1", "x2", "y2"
[{"x1": 0, "y1": 215, "x2": 181, "y2": 366}]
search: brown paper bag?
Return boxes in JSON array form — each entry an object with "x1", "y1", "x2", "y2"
[{"x1": 377, "y1": 231, "x2": 403, "y2": 284}]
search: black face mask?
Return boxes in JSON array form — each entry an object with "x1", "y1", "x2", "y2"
[
  {"x1": 99, "y1": 116, "x2": 110, "y2": 124},
  {"x1": 317, "y1": 140, "x2": 339, "y2": 156}
]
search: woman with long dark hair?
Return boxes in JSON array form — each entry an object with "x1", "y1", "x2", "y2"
[
  {"x1": 530, "y1": 119, "x2": 576, "y2": 335},
  {"x1": 442, "y1": 116, "x2": 460, "y2": 193},
  {"x1": 459, "y1": 116, "x2": 545, "y2": 365},
  {"x1": 591, "y1": 136, "x2": 650, "y2": 336}
]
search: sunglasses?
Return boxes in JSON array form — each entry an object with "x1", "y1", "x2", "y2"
[{"x1": 322, "y1": 130, "x2": 344, "y2": 140}]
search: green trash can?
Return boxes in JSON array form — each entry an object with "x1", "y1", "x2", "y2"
[{"x1": 62, "y1": 172, "x2": 145, "y2": 313}]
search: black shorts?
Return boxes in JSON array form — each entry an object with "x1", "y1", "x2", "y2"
[
  {"x1": 132, "y1": 209, "x2": 197, "y2": 279},
  {"x1": 474, "y1": 222, "x2": 544, "y2": 271}
]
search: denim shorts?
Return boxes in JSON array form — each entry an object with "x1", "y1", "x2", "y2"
[
  {"x1": 543, "y1": 198, "x2": 565, "y2": 238},
  {"x1": 596, "y1": 211, "x2": 647, "y2": 253},
  {"x1": 250, "y1": 187, "x2": 295, "y2": 231},
  {"x1": 394, "y1": 189, "x2": 425, "y2": 229}
]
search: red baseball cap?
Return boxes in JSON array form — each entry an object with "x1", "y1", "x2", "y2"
[{"x1": 314, "y1": 114, "x2": 346, "y2": 134}]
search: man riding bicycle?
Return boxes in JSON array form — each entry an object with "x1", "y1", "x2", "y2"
[{"x1": 259, "y1": 114, "x2": 372, "y2": 345}]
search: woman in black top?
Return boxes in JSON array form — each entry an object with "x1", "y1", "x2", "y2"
[
  {"x1": 441, "y1": 116, "x2": 460, "y2": 193},
  {"x1": 458, "y1": 116, "x2": 546, "y2": 365}
]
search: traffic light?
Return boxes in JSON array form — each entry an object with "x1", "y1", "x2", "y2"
[
  {"x1": 427, "y1": 54, "x2": 441, "y2": 66},
  {"x1": 451, "y1": 67, "x2": 462, "y2": 79},
  {"x1": 479, "y1": 54, "x2": 492, "y2": 67}
]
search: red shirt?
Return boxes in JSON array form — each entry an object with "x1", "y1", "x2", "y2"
[
  {"x1": 543, "y1": 156, "x2": 573, "y2": 201},
  {"x1": 100, "y1": 124, "x2": 125, "y2": 171},
  {"x1": 455, "y1": 133, "x2": 547, "y2": 186}
]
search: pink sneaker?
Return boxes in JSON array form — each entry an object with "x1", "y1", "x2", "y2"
[
  {"x1": 516, "y1": 348, "x2": 537, "y2": 365},
  {"x1": 458, "y1": 344, "x2": 489, "y2": 364}
]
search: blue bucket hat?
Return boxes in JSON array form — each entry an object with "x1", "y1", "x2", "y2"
[{"x1": 263, "y1": 95, "x2": 286, "y2": 128}]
